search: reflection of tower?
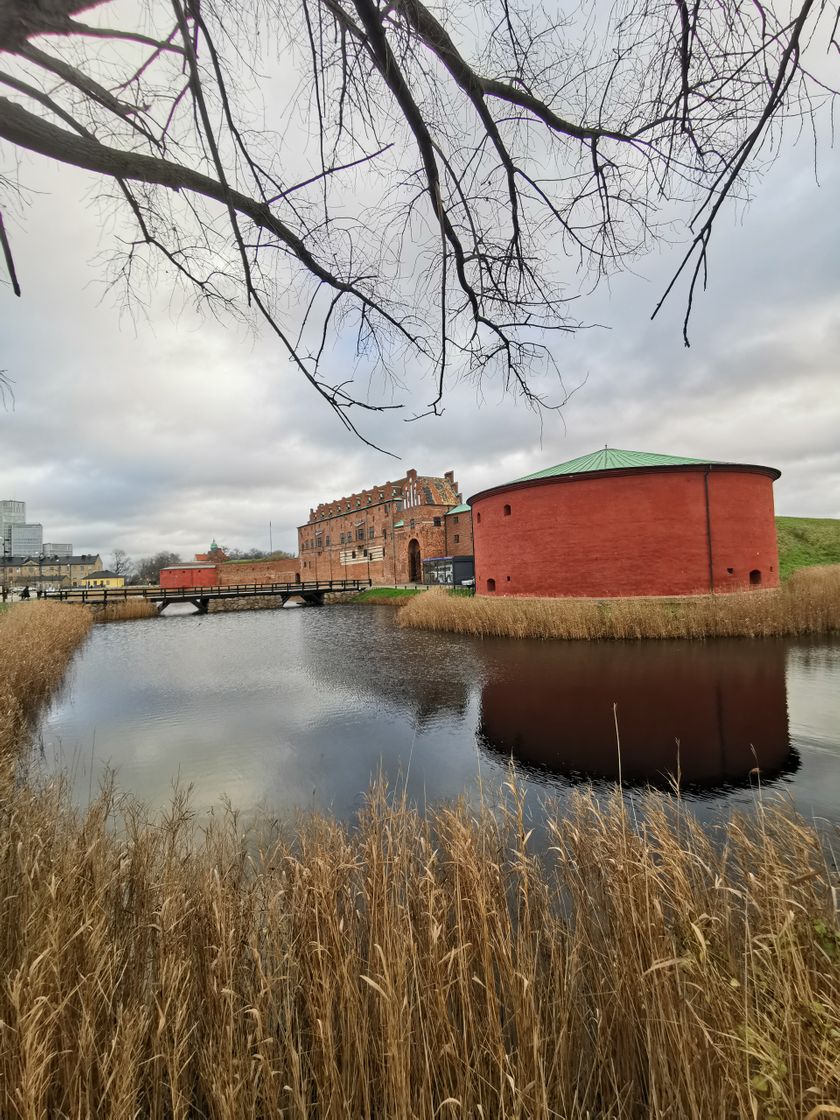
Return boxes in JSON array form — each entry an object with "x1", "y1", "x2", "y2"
[{"x1": 478, "y1": 639, "x2": 794, "y2": 789}]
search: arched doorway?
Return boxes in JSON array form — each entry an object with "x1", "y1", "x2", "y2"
[{"x1": 408, "y1": 538, "x2": 421, "y2": 583}]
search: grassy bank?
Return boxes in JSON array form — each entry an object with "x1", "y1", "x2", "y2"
[
  {"x1": 349, "y1": 587, "x2": 424, "y2": 604},
  {"x1": 777, "y1": 516, "x2": 840, "y2": 579},
  {"x1": 398, "y1": 566, "x2": 840, "y2": 641}
]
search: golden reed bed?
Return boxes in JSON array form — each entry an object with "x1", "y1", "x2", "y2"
[
  {"x1": 0, "y1": 600, "x2": 838, "y2": 1117},
  {"x1": 0, "y1": 602, "x2": 92, "y2": 752},
  {"x1": 399, "y1": 566, "x2": 840, "y2": 641}
]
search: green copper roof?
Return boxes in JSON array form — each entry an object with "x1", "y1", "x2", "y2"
[
  {"x1": 446, "y1": 503, "x2": 471, "y2": 515},
  {"x1": 514, "y1": 447, "x2": 726, "y2": 483}
]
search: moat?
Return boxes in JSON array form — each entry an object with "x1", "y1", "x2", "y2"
[{"x1": 39, "y1": 605, "x2": 840, "y2": 825}]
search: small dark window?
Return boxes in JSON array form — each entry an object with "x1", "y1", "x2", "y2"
[
  {"x1": 356, "y1": 528, "x2": 364, "y2": 541},
  {"x1": 410, "y1": 519, "x2": 415, "y2": 529},
  {"x1": 477, "y1": 512, "x2": 481, "y2": 524},
  {"x1": 486, "y1": 578, "x2": 496, "y2": 592},
  {"x1": 454, "y1": 534, "x2": 460, "y2": 544},
  {"x1": 325, "y1": 536, "x2": 330, "y2": 546},
  {"x1": 506, "y1": 575, "x2": 511, "y2": 582},
  {"x1": 351, "y1": 550, "x2": 356, "y2": 559},
  {"x1": 368, "y1": 527, "x2": 375, "y2": 539},
  {"x1": 503, "y1": 504, "x2": 511, "y2": 517},
  {"x1": 383, "y1": 528, "x2": 387, "y2": 540},
  {"x1": 453, "y1": 515, "x2": 459, "y2": 524},
  {"x1": 433, "y1": 517, "x2": 441, "y2": 527},
  {"x1": 726, "y1": 567, "x2": 734, "y2": 575},
  {"x1": 749, "y1": 569, "x2": 762, "y2": 586}
]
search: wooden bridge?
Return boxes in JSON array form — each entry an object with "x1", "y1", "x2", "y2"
[{"x1": 44, "y1": 578, "x2": 372, "y2": 614}]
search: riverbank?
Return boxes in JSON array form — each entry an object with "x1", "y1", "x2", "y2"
[
  {"x1": 778, "y1": 515, "x2": 840, "y2": 578},
  {"x1": 2, "y1": 598, "x2": 838, "y2": 1116},
  {"x1": 398, "y1": 565, "x2": 840, "y2": 641}
]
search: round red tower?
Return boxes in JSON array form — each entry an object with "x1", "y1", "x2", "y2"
[{"x1": 467, "y1": 448, "x2": 780, "y2": 598}]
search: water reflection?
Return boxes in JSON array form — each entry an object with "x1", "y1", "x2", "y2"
[
  {"x1": 39, "y1": 609, "x2": 837, "y2": 821},
  {"x1": 478, "y1": 640, "x2": 799, "y2": 792}
]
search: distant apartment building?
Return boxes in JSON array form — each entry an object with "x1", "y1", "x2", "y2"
[
  {"x1": 11, "y1": 523, "x2": 43, "y2": 555},
  {"x1": 42, "y1": 542, "x2": 73, "y2": 558},
  {"x1": 0, "y1": 500, "x2": 25, "y2": 551},
  {"x1": 0, "y1": 554, "x2": 102, "y2": 590},
  {"x1": 297, "y1": 468, "x2": 473, "y2": 585}
]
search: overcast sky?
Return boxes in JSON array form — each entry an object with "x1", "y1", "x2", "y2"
[{"x1": 2, "y1": 85, "x2": 838, "y2": 561}]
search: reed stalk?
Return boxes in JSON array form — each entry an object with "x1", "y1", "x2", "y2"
[
  {"x1": 399, "y1": 566, "x2": 840, "y2": 641},
  {"x1": 0, "y1": 775, "x2": 837, "y2": 1118}
]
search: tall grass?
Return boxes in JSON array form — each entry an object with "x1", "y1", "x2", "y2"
[
  {"x1": 399, "y1": 566, "x2": 840, "y2": 641},
  {"x1": 0, "y1": 775, "x2": 837, "y2": 1118},
  {"x1": 0, "y1": 602, "x2": 92, "y2": 753}
]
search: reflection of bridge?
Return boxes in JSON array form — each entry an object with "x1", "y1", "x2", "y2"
[{"x1": 45, "y1": 579, "x2": 372, "y2": 614}]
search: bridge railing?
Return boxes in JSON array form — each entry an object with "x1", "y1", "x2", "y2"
[{"x1": 43, "y1": 578, "x2": 372, "y2": 603}]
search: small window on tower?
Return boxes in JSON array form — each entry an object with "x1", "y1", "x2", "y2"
[
  {"x1": 503, "y1": 504, "x2": 511, "y2": 517},
  {"x1": 486, "y1": 578, "x2": 496, "y2": 592}
]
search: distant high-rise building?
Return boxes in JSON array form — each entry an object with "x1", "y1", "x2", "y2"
[
  {"x1": 0, "y1": 500, "x2": 25, "y2": 551},
  {"x1": 42, "y1": 542, "x2": 73, "y2": 558},
  {"x1": 11, "y1": 523, "x2": 43, "y2": 555}
]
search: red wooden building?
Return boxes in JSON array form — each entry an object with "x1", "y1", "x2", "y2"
[{"x1": 468, "y1": 448, "x2": 781, "y2": 598}]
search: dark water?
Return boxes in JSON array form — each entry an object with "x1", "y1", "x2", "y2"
[{"x1": 39, "y1": 605, "x2": 840, "y2": 825}]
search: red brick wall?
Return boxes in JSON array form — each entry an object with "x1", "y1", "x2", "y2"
[
  {"x1": 218, "y1": 558, "x2": 301, "y2": 586},
  {"x1": 471, "y1": 467, "x2": 779, "y2": 598},
  {"x1": 445, "y1": 511, "x2": 474, "y2": 557},
  {"x1": 160, "y1": 566, "x2": 218, "y2": 589}
]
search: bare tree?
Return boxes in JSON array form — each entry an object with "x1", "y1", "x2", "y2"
[
  {"x1": 134, "y1": 550, "x2": 182, "y2": 585},
  {"x1": 110, "y1": 548, "x2": 135, "y2": 579},
  {"x1": 0, "y1": 0, "x2": 836, "y2": 442}
]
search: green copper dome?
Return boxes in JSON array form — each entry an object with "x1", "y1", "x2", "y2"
[{"x1": 513, "y1": 448, "x2": 728, "y2": 482}]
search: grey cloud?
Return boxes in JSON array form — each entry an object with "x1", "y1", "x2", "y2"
[{"x1": 2, "y1": 129, "x2": 839, "y2": 553}]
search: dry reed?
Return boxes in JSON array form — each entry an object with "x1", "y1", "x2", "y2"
[
  {"x1": 399, "y1": 566, "x2": 840, "y2": 641},
  {"x1": 0, "y1": 602, "x2": 92, "y2": 753},
  {"x1": 0, "y1": 775, "x2": 837, "y2": 1118}
]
